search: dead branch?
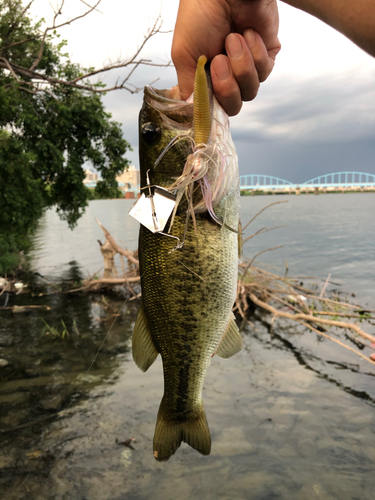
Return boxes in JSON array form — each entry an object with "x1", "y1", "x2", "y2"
[
  {"x1": 71, "y1": 17, "x2": 169, "y2": 85},
  {"x1": 1, "y1": 305, "x2": 51, "y2": 312},
  {"x1": 249, "y1": 293, "x2": 375, "y2": 345},
  {"x1": 67, "y1": 201, "x2": 375, "y2": 371},
  {"x1": 299, "y1": 320, "x2": 375, "y2": 366},
  {"x1": 89, "y1": 277, "x2": 139, "y2": 284},
  {"x1": 242, "y1": 201, "x2": 288, "y2": 231},
  {"x1": 67, "y1": 219, "x2": 140, "y2": 292},
  {"x1": 243, "y1": 225, "x2": 287, "y2": 244},
  {"x1": 320, "y1": 273, "x2": 331, "y2": 298},
  {"x1": 95, "y1": 219, "x2": 139, "y2": 266},
  {"x1": 316, "y1": 311, "x2": 375, "y2": 319},
  {"x1": 1, "y1": 5, "x2": 171, "y2": 95},
  {"x1": 98, "y1": 236, "x2": 117, "y2": 278},
  {"x1": 304, "y1": 294, "x2": 363, "y2": 310},
  {"x1": 68, "y1": 277, "x2": 140, "y2": 293},
  {"x1": 247, "y1": 246, "x2": 283, "y2": 269}
]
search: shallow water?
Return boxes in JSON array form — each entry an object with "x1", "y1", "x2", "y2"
[{"x1": 1, "y1": 194, "x2": 375, "y2": 499}]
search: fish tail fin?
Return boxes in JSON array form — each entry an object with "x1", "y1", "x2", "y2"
[
  {"x1": 181, "y1": 406, "x2": 211, "y2": 457},
  {"x1": 153, "y1": 399, "x2": 211, "y2": 461}
]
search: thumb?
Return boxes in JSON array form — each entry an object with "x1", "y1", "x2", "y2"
[
  {"x1": 175, "y1": 65, "x2": 196, "y2": 102},
  {"x1": 172, "y1": 37, "x2": 198, "y2": 102}
]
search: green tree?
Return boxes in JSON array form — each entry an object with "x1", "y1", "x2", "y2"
[{"x1": 0, "y1": 0, "x2": 166, "y2": 274}]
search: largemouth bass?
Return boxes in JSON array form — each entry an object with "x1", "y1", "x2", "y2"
[{"x1": 131, "y1": 57, "x2": 242, "y2": 461}]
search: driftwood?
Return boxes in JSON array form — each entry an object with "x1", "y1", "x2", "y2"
[
  {"x1": 96, "y1": 219, "x2": 139, "y2": 266},
  {"x1": 235, "y1": 261, "x2": 375, "y2": 366},
  {"x1": 68, "y1": 219, "x2": 140, "y2": 293},
  {"x1": 249, "y1": 293, "x2": 375, "y2": 365},
  {"x1": 68, "y1": 217, "x2": 375, "y2": 366}
]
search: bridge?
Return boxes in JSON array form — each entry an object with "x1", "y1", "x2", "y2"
[{"x1": 239, "y1": 171, "x2": 375, "y2": 192}]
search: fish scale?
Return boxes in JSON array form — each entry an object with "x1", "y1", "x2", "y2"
[
  {"x1": 132, "y1": 58, "x2": 242, "y2": 461},
  {"x1": 140, "y1": 212, "x2": 238, "y2": 401}
]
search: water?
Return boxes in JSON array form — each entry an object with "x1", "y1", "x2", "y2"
[
  {"x1": 30, "y1": 199, "x2": 140, "y2": 279},
  {"x1": 30, "y1": 194, "x2": 375, "y2": 298},
  {"x1": 239, "y1": 193, "x2": 375, "y2": 301},
  {"x1": 1, "y1": 193, "x2": 375, "y2": 499}
]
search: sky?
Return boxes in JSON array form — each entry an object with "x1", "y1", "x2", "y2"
[{"x1": 30, "y1": 0, "x2": 375, "y2": 184}]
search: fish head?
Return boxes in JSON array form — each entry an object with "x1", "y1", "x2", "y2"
[{"x1": 139, "y1": 86, "x2": 194, "y2": 189}]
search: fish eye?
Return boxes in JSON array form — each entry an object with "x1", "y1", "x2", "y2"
[{"x1": 142, "y1": 123, "x2": 161, "y2": 144}]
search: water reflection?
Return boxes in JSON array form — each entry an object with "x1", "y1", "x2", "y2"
[
  {"x1": 2, "y1": 309, "x2": 375, "y2": 500},
  {"x1": 248, "y1": 314, "x2": 375, "y2": 405},
  {"x1": 0, "y1": 262, "x2": 137, "y2": 495}
]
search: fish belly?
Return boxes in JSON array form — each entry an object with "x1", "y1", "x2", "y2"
[{"x1": 139, "y1": 196, "x2": 238, "y2": 460}]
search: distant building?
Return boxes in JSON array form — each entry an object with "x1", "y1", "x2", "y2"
[
  {"x1": 116, "y1": 165, "x2": 140, "y2": 188},
  {"x1": 83, "y1": 169, "x2": 98, "y2": 185}
]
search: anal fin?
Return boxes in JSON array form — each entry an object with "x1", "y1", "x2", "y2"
[
  {"x1": 215, "y1": 314, "x2": 242, "y2": 358},
  {"x1": 132, "y1": 301, "x2": 159, "y2": 372}
]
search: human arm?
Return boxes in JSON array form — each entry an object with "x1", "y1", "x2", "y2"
[{"x1": 283, "y1": 0, "x2": 375, "y2": 58}]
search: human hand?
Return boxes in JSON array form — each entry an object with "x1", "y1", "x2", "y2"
[{"x1": 172, "y1": 0, "x2": 281, "y2": 116}]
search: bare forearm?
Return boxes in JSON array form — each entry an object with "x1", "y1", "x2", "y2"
[{"x1": 282, "y1": 0, "x2": 375, "y2": 56}]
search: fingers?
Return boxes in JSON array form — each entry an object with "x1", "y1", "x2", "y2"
[
  {"x1": 243, "y1": 28, "x2": 277, "y2": 83},
  {"x1": 174, "y1": 30, "x2": 280, "y2": 116},
  {"x1": 211, "y1": 31, "x2": 280, "y2": 116},
  {"x1": 211, "y1": 55, "x2": 242, "y2": 116}
]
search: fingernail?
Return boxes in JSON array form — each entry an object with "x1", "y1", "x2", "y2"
[
  {"x1": 213, "y1": 55, "x2": 231, "y2": 80},
  {"x1": 243, "y1": 28, "x2": 256, "y2": 46},
  {"x1": 226, "y1": 33, "x2": 243, "y2": 59}
]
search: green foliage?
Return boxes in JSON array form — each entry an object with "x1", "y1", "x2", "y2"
[
  {"x1": 0, "y1": 0, "x2": 132, "y2": 273},
  {"x1": 41, "y1": 317, "x2": 79, "y2": 340}
]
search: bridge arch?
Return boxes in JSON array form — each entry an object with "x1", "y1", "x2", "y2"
[
  {"x1": 240, "y1": 174, "x2": 293, "y2": 188},
  {"x1": 301, "y1": 171, "x2": 375, "y2": 186}
]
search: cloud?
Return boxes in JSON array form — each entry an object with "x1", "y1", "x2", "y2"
[
  {"x1": 230, "y1": 66, "x2": 375, "y2": 182},
  {"x1": 235, "y1": 139, "x2": 375, "y2": 183},
  {"x1": 231, "y1": 68, "x2": 375, "y2": 145}
]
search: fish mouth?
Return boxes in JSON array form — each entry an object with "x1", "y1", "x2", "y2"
[{"x1": 144, "y1": 86, "x2": 193, "y2": 127}]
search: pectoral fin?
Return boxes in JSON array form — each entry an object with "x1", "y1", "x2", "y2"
[
  {"x1": 216, "y1": 314, "x2": 243, "y2": 358},
  {"x1": 132, "y1": 301, "x2": 159, "y2": 372}
]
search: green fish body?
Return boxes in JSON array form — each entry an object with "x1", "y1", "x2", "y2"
[{"x1": 132, "y1": 82, "x2": 242, "y2": 461}]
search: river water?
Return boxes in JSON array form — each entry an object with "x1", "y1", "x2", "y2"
[
  {"x1": 1, "y1": 193, "x2": 375, "y2": 499},
  {"x1": 31, "y1": 193, "x2": 375, "y2": 299}
]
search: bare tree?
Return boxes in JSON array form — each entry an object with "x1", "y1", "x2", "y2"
[{"x1": 0, "y1": 0, "x2": 171, "y2": 97}]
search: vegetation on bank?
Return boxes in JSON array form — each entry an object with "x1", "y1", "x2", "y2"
[
  {"x1": 0, "y1": 1, "x2": 132, "y2": 274},
  {"x1": 0, "y1": 0, "x2": 168, "y2": 275}
]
